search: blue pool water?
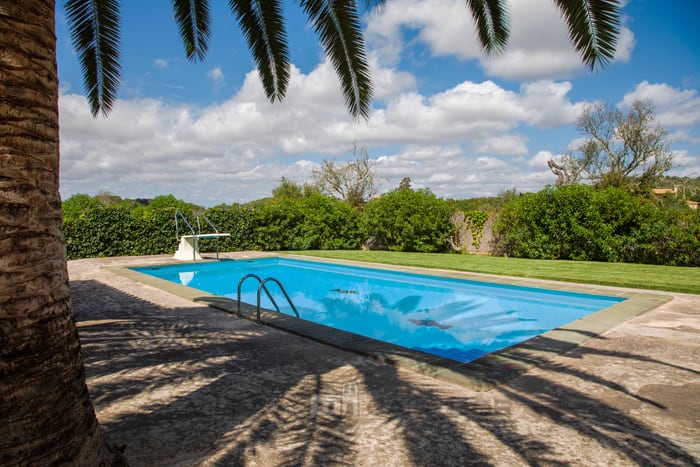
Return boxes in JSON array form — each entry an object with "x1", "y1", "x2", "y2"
[{"x1": 133, "y1": 257, "x2": 625, "y2": 363}]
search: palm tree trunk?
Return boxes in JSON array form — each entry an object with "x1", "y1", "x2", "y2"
[{"x1": 0, "y1": 2, "x2": 112, "y2": 464}]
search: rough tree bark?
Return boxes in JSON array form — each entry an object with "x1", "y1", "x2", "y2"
[{"x1": 0, "y1": 2, "x2": 113, "y2": 464}]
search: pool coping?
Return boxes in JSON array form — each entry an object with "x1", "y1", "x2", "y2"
[{"x1": 105, "y1": 253, "x2": 672, "y2": 391}]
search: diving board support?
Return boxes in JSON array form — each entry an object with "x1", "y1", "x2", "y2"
[
  {"x1": 174, "y1": 210, "x2": 230, "y2": 260},
  {"x1": 174, "y1": 233, "x2": 230, "y2": 261}
]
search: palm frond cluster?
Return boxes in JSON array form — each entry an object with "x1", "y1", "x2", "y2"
[{"x1": 65, "y1": 0, "x2": 621, "y2": 119}]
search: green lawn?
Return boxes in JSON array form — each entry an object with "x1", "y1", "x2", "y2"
[{"x1": 284, "y1": 250, "x2": 700, "y2": 295}]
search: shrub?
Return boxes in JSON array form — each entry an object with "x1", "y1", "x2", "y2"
[
  {"x1": 493, "y1": 185, "x2": 700, "y2": 266},
  {"x1": 362, "y1": 188, "x2": 453, "y2": 252},
  {"x1": 296, "y1": 194, "x2": 361, "y2": 250}
]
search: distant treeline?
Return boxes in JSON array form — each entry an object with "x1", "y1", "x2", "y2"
[{"x1": 63, "y1": 183, "x2": 700, "y2": 266}]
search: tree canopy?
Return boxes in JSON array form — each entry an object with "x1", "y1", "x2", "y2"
[
  {"x1": 312, "y1": 146, "x2": 379, "y2": 208},
  {"x1": 549, "y1": 99, "x2": 674, "y2": 193}
]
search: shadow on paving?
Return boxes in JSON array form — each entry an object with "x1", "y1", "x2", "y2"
[
  {"x1": 71, "y1": 279, "x2": 698, "y2": 466},
  {"x1": 72, "y1": 279, "x2": 361, "y2": 465}
]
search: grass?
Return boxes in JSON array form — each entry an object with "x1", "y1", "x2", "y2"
[{"x1": 283, "y1": 250, "x2": 700, "y2": 295}]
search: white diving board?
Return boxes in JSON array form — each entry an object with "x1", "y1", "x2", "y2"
[{"x1": 174, "y1": 233, "x2": 230, "y2": 261}]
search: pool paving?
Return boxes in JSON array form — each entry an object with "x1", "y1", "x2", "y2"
[{"x1": 70, "y1": 254, "x2": 700, "y2": 466}]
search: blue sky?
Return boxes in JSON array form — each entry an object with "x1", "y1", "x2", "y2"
[{"x1": 56, "y1": 0, "x2": 700, "y2": 206}]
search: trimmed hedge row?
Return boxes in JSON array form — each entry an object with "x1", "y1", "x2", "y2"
[
  {"x1": 64, "y1": 185, "x2": 700, "y2": 266},
  {"x1": 64, "y1": 190, "x2": 455, "y2": 259},
  {"x1": 65, "y1": 208, "x2": 176, "y2": 259}
]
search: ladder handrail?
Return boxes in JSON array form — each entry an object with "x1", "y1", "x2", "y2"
[
  {"x1": 237, "y1": 274, "x2": 281, "y2": 315},
  {"x1": 175, "y1": 210, "x2": 196, "y2": 239},
  {"x1": 175, "y1": 210, "x2": 225, "y2": 259},
  {"x1": 198, "y1": 215, "x2": 219, "y2": 234},
  {"x1": 198, "y1": 215, "x2": 222, "y2": 258},
  {"x1": 236, "y1": 273, "x2": 299, "y2": 323},
  {"x1": 257, "y1": 277, "x2": 300, "y2": 322}
]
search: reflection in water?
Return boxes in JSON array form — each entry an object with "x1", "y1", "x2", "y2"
[
  {"x1": 408, "y1": 319, "x2": 453, "y2": 330},
  {"x1": 330, "y1": 288, "x2": 358, "y2": 294},
  {"x1": 308, "y1": 289, "x2": 539, "y2": 362},
  {"x1": 234, "y1": 286, "x2": 555, "y2": 363},
  {"x1": 178, "y1": 271, "x2": 194, "y2": 286}
]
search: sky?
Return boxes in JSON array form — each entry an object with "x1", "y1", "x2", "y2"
[{"x1": 55, "y1": 0, "x2": 700, "y2": 207}]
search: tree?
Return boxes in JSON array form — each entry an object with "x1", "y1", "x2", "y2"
[
  {"x1": 0, "y1": 4, "x2": 114, "y2": 464},
  {"x1": 313, "y1": 145, "x2": 379, "y2": 208},
  {"x1": 547, "y1": 158, "x2": 584, "y2": 186},
  {"x1": 1, "y1": 0, "x2": 372, "y2": 463},
  {"x1": 145, "y1": 194, "x2": 202, "y2": 215},
  {"x1": 549, "y1": 99, "x2": 674, "y2": 192},
  {"x1": 272, "y1": 177, "x2": 305, "y2": 199},
  {"x1": 62, "y1": 193, "x2": 102, "y2": 221},
  {"x1": 1, "y1": 0, "x2": 621, "y2": 463},
  {"x1": 95, "y1": 191, "x2": 125, "y2": 207}
]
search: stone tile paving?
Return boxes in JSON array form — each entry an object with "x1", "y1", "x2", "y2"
[{"x1": 69, "y1": 256, "x2": 700, "y2": 466}]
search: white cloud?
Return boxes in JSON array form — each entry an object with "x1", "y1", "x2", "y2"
[
  {"x1": 621, "y1": 81, "x2": 700, "y2": 130},
  {"x1": 370, "y1": 57, "x2": 417, "y2": 101},
  {"x1": 372, "y1": 143, "x2": 559, "y2": 198},
  {"x1": 490, "y1": 0, "x2": 635, "y2": 79},
  {"x1": 520, "y1": 81, "x2": 587, "y2": 128},
  {"x1": 154, "y1": 58, "x2": 168, "y2": 69},
  {"x1": 481, "y1": 0, "x2": 636, "y2": 80},
  {"x1": 528, "y1": 150, "x2": 557, "y2": 168},
  {"x1": 365, "y1": 0, "x2": 481, "y2": 65},
  {"x1": 366, "y1": 0, "x2": 636, "y2": 81},
  {"x1": 58, "y1": 67, "x2": 578, "y2": 203},
  {"x1": 666, "y1": 149, "x2": 700, "y2": 180},
  {"x1": 474, "y1": 134, "x2": 528, "y2": 155},
  {"x1": 670, "y1": 149, "x2": 696, "y2": 168},
  {"x1": 566, "y1": 136, "x2": 589, "y2": 153},
  {"x1": 58, "y1": 54, "x2": 698, "y2": 206},
  {"x1": 613, "y1": 24, "x2": 635, "y2": 63},
  {"x1": 207, "y1": 67, "x2": 225, "y2": 82}
]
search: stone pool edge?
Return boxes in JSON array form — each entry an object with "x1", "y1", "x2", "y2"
[{"x1": 105, "y1": 254, "x2": 672, "y2": 392}]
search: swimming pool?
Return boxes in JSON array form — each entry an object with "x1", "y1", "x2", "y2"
[{"x1": 133, "y1": 257, "x2": 625, "y2": 364}]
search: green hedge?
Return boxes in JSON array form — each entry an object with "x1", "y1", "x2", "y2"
[
  {"x1": 493, "y1": 185, "x2": 700, "y2": 266},
  {"x1": 64, "y1": 195, "x2": 363, "y2": 260},
  {"x1": 64, "y1": 208, "x2": 178, "y2": 259},
  {"x1": 63, "y1": 187, "x2": 700, "y2": 267}
]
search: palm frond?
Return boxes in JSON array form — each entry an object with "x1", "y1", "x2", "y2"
[
  {"x1": 171, "y1": 0, "x2": 212, "y2": 61},
  {"x1": 300, "y1": 0, "x2": 373, "y2": 119},
  {"x1": 553, "y1": 0, "x2": 620, "y2": 70},
  {"x1": 229, "y1": 0, "x2": 290, "y2": 102},
  {"x1": 465, "y1": 0, "x2": 510, "y2": 55},
  {"x1": 65, "y1": 0, "x2": 121, "y2": 117}
]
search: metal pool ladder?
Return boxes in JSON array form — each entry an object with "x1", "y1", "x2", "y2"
[{"x1": 237, "y1": 274, "x2": 299, "y2": 323}]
